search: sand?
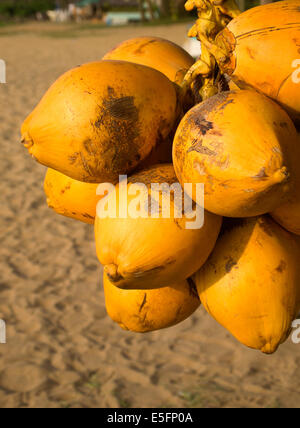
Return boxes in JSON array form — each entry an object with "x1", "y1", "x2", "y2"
[{"x1": 0, "y1": 22, "x2": 299, "y2": 409}]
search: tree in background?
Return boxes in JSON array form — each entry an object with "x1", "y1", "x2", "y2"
[
  {"x1": 146, "y1": 0, "x2": 155, "y2": 20},
  {"x1": 0, "y1": 0, "x2": 55, "y2": 18},
  {"x1": 137, "y1": 0, "x2": 157, "y2": 21},
  {"x1": 236, "y1": 0, "x2": 245, "y2": 10},
  {"x1": 236, "y1": 0, "x2": 275, "y2": 11},
  {"x1": 138, "y1": 0, "x2": 146, "y2": 21},
  {"x1": 159, "y1": 0, "x2": 187, "y2": 20},
  {"x1": 0, "y1": 0, "x2": 277, "y2": 21}
]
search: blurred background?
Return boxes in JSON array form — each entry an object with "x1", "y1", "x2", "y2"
[
  {"x1": 0, "y1": 1, "x2": 276, "y2": 25},
  {"x1": 0, "y1": 1, "x2": 280, "y2": 57},
  {"x1": 0, "y1": 0, "x2": 299, "y2": 409}
]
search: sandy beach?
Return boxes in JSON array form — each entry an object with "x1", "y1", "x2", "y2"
[{"x1": 0, "y1": 21, "x2": 299, "y2": 408}]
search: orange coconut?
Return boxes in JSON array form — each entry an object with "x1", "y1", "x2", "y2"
[
  {"x1": 103, "y1": 273, "x2": 200, "y2": 332},
  {"x1": 213, "y1": 1, "x2": 300, "y2": 123},
  {"x1": 44, "y1": 168, "x2": 104, "y2": 224},
  {"x1": 21, "y1": 60, "x2": 177, "y2": 183},
  {"x1": 195, "y1": 216, "x2": 300, "y2": 354},
  {"x1": 271, "y1": 133, "x2": 300, "y2": 235},
  {"x1": 173, "y1": 90, "x2": 298, "y2": 217},
  {"x1": 103, "y1": 36, "x2": 194, "y2": 84},
  {"x1": 95, "y1": 164, "x2": 222, "y2": 290}
]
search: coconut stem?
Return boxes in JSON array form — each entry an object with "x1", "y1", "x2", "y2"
[
  {"x1": 181, "y1": 0, "x2": 241, "y2": 104},
  {"x1": 105, "y1": 264, "x2": 124, "y2": 283},
  {"x1": 272, "y1": 167, "x2": 290, "y2": 184},
  {"x1": 21, "y1": 133, "x2": 34, "y2": 149}
]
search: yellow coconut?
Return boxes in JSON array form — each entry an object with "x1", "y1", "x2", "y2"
[
  {"x1": 103, "y1": 36, "x2": 194, "y2": 84},
  {"x1": 194, "y1": 216, "x2": 300, "y2": 354},
  {"x1": 103, "y1": 273, "x2": 200, "y2": 332},
  {"x1": 134, "y1": 135, "x2": 173, "y2": 172},
  {"x1": 271, "y1": 132, "x2": 300, "y2": 235},
  {"x1": 173, "y1": 90, "x2": 297, "y2": 217},
  {"x1": 213, "y1": 0, "x2": 300, "y2": 123},
  {"x1": 44, "y1": 168, "x2": 104, "y2": 224},
  {"x1": 21, "y1": 60, "x2": 177, "y2": 183},
  {"x1": 95, "y1": 164, "x2": 222, "y2": 289}
]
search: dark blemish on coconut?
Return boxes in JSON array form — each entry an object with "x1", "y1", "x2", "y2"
[
  {"x1": 61, "y1": 184, "x2": 71, "y2": 194},
  {"x1": 187, "y1": 277, "x2": 200, "y2": 300},
  {"x1": 253, "y1": 167, "x2": 268, "y2": 179},
  {"x1": 132, "y1": 258, "x2": 176, "y2": 278},
  {"x1": 279, "y1": 122, "x2": 289, "y2": 129},
  {"x1": 69, "y1": 153, "x2": 79, "y2": 165},
  {"x1": 225, "y1": 257, "x2": 237, "y2": 273},
  {"x1": 103, "y1": 96, "x2": 138, "y2": 121},
  {"x1": 258, "y1": 217, "x2": 273, "y2": 237},
  {"x1": 187, "y1": 138, "x2": 217, "y2": 156},
  {"x1": 83, "y1": 139, "x2": 98, "y2": 156},
  {"x1": 83, "y1": 213, "x2": 94, "y2": 220},
  {"x1": 218, "y1": 97, "x2": 234, "y2": 111},
  {"x1": 194, "y1": 118, "x2": 214, "y2": 136},
  {"x1": 139, "y1": 293, "x2": 147, "y2": 312},
  {"x1": 276, "y1": 260, "x2": 287, "y2": 273},
  {"x1": 134, "y1": 39, "x2": 158, "y2": 55}
]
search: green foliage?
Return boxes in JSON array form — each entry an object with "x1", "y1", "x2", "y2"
[
  {"x1": 245, "y1": 0, "x2": 260, "y2": 8},
  {"x1": 101, "y1": 3, "x2": 140, "y2": 13},
  {"x1": 0, "y1": 0, "x2": 55, "y2": 18},
  {"x1": 245, "y1": 0, "x2": 278, "y2": 9},
  {"x1": 159, "y1": 0, "x2": 196, "y2": 19}
]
